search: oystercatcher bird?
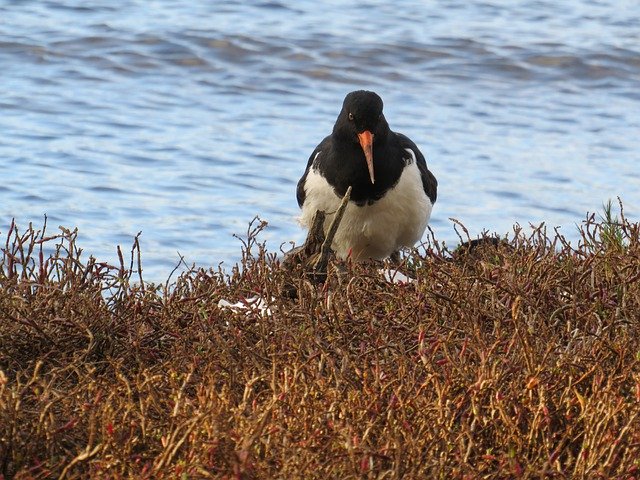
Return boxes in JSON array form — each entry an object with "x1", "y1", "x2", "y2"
[{"x1": 297, "y1": 90, "x2": 437, "y2": 261}]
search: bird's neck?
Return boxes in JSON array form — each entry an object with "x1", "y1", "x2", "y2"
[{"x1": 324, "y1": 134, "x2": 402, "y2": 204}]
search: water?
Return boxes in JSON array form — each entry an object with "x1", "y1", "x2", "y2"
[{"x1": 2, "y1": 1, "x2": 639, "y2": 281}]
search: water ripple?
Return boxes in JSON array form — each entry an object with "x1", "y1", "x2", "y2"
[{"x1": 1, "y1": 0, "x2": 639, "y2": 280}]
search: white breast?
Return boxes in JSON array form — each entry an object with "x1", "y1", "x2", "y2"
[{"x1": 299, "y1": 152, "x2": 433, "y2": 260}]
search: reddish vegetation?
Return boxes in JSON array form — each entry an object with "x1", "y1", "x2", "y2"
[{"x1": 1, "y1": 212, "x2": 639, "y2": 479}]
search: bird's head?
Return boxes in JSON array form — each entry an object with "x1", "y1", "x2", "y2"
[{"x1": 334, "y1": 90, "x2": 389, "y2": 184}]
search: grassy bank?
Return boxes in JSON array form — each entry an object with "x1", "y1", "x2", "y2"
[{"x1": 1, "y1": 209, "x2": 640, "y2": 479}]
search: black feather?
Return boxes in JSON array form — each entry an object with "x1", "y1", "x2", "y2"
[{"x1": 297, "y1": 90, "x2": 437, "y2": 207}]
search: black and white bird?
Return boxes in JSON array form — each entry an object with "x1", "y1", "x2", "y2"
[{"x1": 296, "y1": 90, "x2": 437, "y2": 261}]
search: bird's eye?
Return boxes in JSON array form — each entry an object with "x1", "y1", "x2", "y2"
[
  {"x1": 378, "y1": 113, "x2": 382, "y2": 120},
  {"x1": 348, "y1": 112, "x2": 354, "y2": 121}
]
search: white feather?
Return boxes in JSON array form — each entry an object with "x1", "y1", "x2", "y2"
[{"x1": 299, "y1": 150, "x2": 432, "y2": 260}]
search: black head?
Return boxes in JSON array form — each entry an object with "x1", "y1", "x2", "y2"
[
  {"x1": 334, "y1": 90, "x2": 388, "y2": 138},
  {"x1": 333, "y1": 90, "x2": 390, "y2": 184}
]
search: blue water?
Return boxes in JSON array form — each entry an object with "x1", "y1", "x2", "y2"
[{"x1": 2, "y1": 1, "x2": 639, "y2": 281}]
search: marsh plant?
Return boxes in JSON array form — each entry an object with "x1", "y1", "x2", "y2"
[{"x1": 1, "y1": 206, "x2": 640, "y2": 479}]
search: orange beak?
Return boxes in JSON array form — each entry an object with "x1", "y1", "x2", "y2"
[{"x1": 357, "y1": 130, "x2": 375, "y2": 184}]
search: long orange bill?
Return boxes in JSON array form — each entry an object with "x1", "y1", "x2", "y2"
[{"x1": 357, "y1": 130, "x2": 375, "y2": 184}]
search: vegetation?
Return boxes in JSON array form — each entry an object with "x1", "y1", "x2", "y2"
[{"x1": 1, "y1": 205, "x2": 639, "y2": 479}]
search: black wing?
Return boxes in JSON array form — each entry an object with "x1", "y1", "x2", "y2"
[
  {"x1": 296, "y1": 136, "x2": 330, "y2": 208},
  {"x1": 395, "y1": 132, "x2": 437, "y2": 204}
]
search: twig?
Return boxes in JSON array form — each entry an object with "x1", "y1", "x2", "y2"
[{"x1": 314, "y1": 186, "x2": 352, "y2": 273}]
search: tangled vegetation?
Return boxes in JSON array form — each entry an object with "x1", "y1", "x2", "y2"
[{"x1": 1, "y1": 205, "x2": 639, "y2": 479}]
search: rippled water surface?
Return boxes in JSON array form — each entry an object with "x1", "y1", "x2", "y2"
[{"x1": 2, "y1": 1, "x2": 639, "y2": 280}]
